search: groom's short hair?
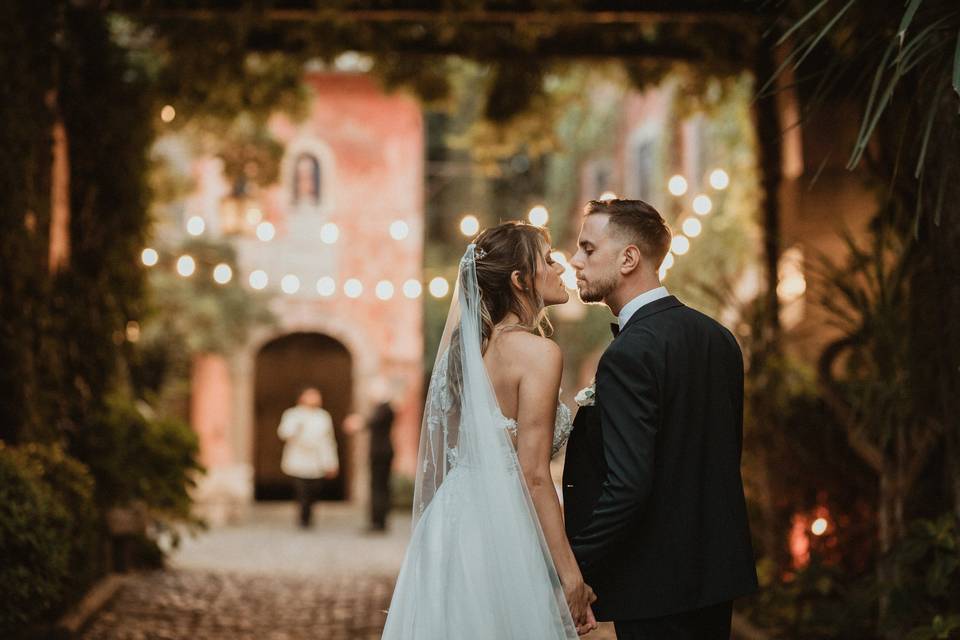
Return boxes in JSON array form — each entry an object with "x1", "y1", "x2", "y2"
[{"x1": 584, "y1": 199, "x2": 672, "y2": 266}]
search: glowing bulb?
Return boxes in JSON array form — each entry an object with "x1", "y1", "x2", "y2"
[
  {"x1": 213, "y1": 263, "x2": 232, "y2": 284},
  {"x1": 316, "y1": 277, "x2": 336, "y2": 297},
  {"x1": 256, "y1": 221, "x2": 276, "y2": 241},
  {"x1": 186, "y1": 215, "x2": 205, "y2": 236},
  {"x1": 176, "y1": 255, "x2": 195, "y2": 277},
  {"x1": 528, "y1": 205, "x2": 549, "y2": 227},
  {"x1": 709, "y1": 169, "x2": 730, "y2": 190},
  {"x1": 281, "y1": 275, "x2": 300, "y2": 294},
  {"x1": 160, "y1": 105, "x2": 176, "y2": 123},
  {"x1": 561, "y1": 264, "x2": 578, "y2": 289},
  {"x1": 460, "y1": 215, "x2": 480, "y2": 236},
  {"x1": 141, "y1": 248, "x2": 158, "y2": 267},
  {"x1": 403, "y1": 279, "x2": 423, "y2": 298},
  {"x1": 344, "y1": 278, "x2": 363, "y2": 298},
  {"x1": 811, "y1": 518, "x2": 828, "y2": 536},
  {"x1": 682, "y1": 217, "x2": 702, "y2": 238},
  {"x1": 661, "y1": 252, "x2": 675, "y2": 270},
  {"x1": 671, "y1": 235, "x2": 690, "y2": 256},
  {"x1": 249, "y1": 270, "x2": 268, "y2": 290},
  {"x1": 390, "y1": 220, "x2": 410, "y2": 240},
  {"x1": 320, "y1": 222, "x2": 339, "y2": 244},
  {"x1": 375, "y1": 280, "x2": 395, "y2": 300},
  {"x1": 550, "y1": 251, "x2": 568, "y2": 264},
  {"x1": 693, "y1": 195, "x2": 713, "y2": 216},
  {"x1": 429, "y1": 277, "x2": 450, "y2": 298},
  {"x1": 659, "y1": 265, "x2": 669, "y2": 281},
  {"x1": 668, "y1": 175, "x2": 688, "y2": 196},
  {"x1": 599, "y1": 191, "x2": 618, "y2": 201}
]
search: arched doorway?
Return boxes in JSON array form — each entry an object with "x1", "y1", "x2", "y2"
[{"x1": 253, "y1": 332, "x2": 353, "y2": 500}]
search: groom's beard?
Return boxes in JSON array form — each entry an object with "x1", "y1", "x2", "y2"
[{"x1": 577, "y1": 271, "x2": 618, "y2": 304}]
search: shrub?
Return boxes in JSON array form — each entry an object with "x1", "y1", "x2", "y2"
[
  {"x1": 0, "y1": 442, "x2": 95, "y2": 635},
  {"x1": 71, "y1": 395, "x2": 204, "y2": 525}
]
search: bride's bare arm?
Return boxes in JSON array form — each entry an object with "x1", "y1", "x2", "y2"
[{"x1": 513, "y1": 335, "x2": 595, "y2": 630}]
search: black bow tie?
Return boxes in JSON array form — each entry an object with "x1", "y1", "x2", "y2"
[{"x1": 610, "y1": 322, "x2": 620, "y2": 338}]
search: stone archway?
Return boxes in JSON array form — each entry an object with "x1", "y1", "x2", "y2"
[{"x1": 253, "y1": 332, "x2": 353, "y2": 500}]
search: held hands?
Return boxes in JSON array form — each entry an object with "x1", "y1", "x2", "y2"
[{"x1": 561, "y1": 575, "x2": 598, "y2": 636}]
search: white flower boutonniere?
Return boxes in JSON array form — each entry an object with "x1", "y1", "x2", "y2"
[{"x1": 574, "y1": 382, "x2": 596, "y2": 407}]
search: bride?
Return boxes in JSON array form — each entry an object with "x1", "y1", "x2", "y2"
[{"x1": 382, "y1": 222, "x2": 598, "y2": 639}]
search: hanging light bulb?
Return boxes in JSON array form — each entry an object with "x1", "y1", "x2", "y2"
[
  {"x1": 176, "y1": 255, "x2": 195, "y2": 277},
  {"x1": 316, "y1": 277, "x2": 336, "y2": 297},
  {"x1": 256, "y1": 221, "x2": 276, "y2": 241},
  {"x1": 682, "y1": 217, "x2": 702, "y2": 238},
  {"x1": 528, "y1": 205, "x2": 549, "y2": 227},
  {"x1": 321, "y1": 222, "x2": 339, "y2": 244},
  {"x1": 213, "y1": 263, "x2": 232, "y2": 284},
  {"x1": 671, "y1": 235, "x2": 690, "y2": 256},
  {"x1": 429, "y1": 277, "x2": 450, "y2": 298},
  {"x1": 186, "y1": 216, "x2": 205, "y2": 236},
  {"x1": 375, "y1": 280, "x2": 395, "y2": 300},
  {"x1": 403, "y1": 279, "x2": 423, "y2": 298},
  {"x1": 460, "y1": 215, "x2": 480, "y2": 236},
  {"x1": 709, "y1": 169, "x2": 730, "y2": 190},
  {"x1": 344, "y1": 278, "x2": 363, "y2": 298},
  {"x1": 668, "y1": 175, "x2": 688, "y2": 196},
  {"x1": 141, "y1": 248, "x2": 159, "y2": 267},
  {"x1": 281, "y1": 275, "x2": 300, "y2": 294},
  {"x1": 693, "y1": 195, "x2": 713, "y2": 216},
  {"x1": 249, "y1": 270, "x2": 268, "y2": 290},
  {"x1": 390, "y1": 220, "x2": 410, "y2": 240}
]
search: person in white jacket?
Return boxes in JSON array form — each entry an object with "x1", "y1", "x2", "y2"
[{"x1": 277, "y1": 387, "x2": 339, "y2": 528}]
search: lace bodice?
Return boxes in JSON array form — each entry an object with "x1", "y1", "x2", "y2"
[{"x1": 499, "y1": 400, "x2": 574, "y2": 458}]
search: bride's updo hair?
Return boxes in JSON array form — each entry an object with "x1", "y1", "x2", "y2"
[{"x1": 472, "y1": 221, "x2": 554, "y2": 353}]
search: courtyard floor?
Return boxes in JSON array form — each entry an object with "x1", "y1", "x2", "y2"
[{"x1": 80, "y1": 502, "x2": 618, "y2": 639}]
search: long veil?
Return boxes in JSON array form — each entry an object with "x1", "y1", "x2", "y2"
[{"x1": 381, "y1": 244, "x2": 578, "y2": 639}]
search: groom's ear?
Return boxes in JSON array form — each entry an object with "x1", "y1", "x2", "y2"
[{"x1": 620, "y1": 244, "x2": 642, "y2": 275}]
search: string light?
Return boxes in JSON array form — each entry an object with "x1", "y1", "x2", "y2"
[
  {"x1": 321, "y1": 222, "x2": 339, "y2": 244},
  {"x1": 403, "y1": 279, "x2": 423, "y2": 298},
  {"x1": 249, "y1": 270, "x2": 268, "y2": 290},
  {"x1": 160, "y1": 105, "x2": 176, "y2": 123},
  {"x1": 682, "y1": 217, "x2": 702, "y2": 238},
  {"x1": 659, "y1": 265, "x2": 669, "y2": 281},
  {"x1": 344, "y1": 278, "x2": 363, "y2": 298},
  {"x1": 176, "y1": 255, "x2": 196, "y2": 277},
  {"x1": 141, "y1": 248, "x2": 159, "y2": 267},
  {"x1": 316, "y1": 277, "x2": 336, "y2": 297},
  {"x1": 281, "y1": 274, "x2": 300, "y2": 294},
  {"x1": 528, "y1": 205, "x2": 549, "y2": 227},
  {"x1": 213, "y1": 263, "x2": 233, "y2": 284},
  {"x1": 390, "y1": 220, "x2": 410, "y2": 240},
  {"x1": 693, "y1": 195, "x2": 713, "y2": 216},
  {"x1": 375, "y1": 280, "x2": 395, "y2": 300},
  {"x1": 671, "y1": 235, "x2": 690, "y2": 256},
  {"x1": 256, "y1": 221, "x2": 276, "y2": 241},
  {"x1": 186, "y1": 215, "x2": 205, "y2": 236},
  {"x1": 599, "y1": 191, "x2": 618, "y2": 201},
  {"x1": 429, "y1": 276, "x2": 450, "y2": 298},
  {"x1": 709, "y1": 169, "x2": 730, "y2": 190},
  {"x1": 460, "y1": 215, "x2": 480, "y2": 236},
  {"x1": 661, "y1": 252, "x2": 675, "y2": 270},
  {"x1": 668, "y1": 175, "x2": 688, "y2": 196},
  {"x1": 811, "y1": 518, "x2": 828, "y2": 536}
]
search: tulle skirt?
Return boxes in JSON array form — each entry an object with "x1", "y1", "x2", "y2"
[{"x1": 381, "y1": 464, "x2": 578, "y2": 639}]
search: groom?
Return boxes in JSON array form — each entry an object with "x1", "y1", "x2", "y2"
[{"x1": 563, "y1": 199, "x2": 758, "y2": 639}]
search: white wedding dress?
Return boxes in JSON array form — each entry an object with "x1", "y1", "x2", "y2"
[{"x1": 381, "y1": 245, "x2": 579, "y2": 640}]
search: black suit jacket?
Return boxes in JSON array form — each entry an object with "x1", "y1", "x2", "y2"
[{"x1": 562, "y1": 296, "x2": 758, "y2": 620}]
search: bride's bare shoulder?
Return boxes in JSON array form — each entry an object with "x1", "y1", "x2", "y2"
[{"x1": 496, "y1": 332, "x2": 562, "y2": 375}]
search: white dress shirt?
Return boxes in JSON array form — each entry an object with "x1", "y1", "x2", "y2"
[
  {"x1": 278, "y1": 406, "x2": 339, "y2": 479},
  {"x1": 617, "y1": 286, "x2": 670, "y2": 330}
]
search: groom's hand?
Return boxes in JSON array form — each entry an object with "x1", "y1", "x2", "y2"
[{"x1": 577, "y1": 605, "x2": 598, "y2": 636}]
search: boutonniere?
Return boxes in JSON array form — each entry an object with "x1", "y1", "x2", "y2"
[{"x1": 574, "y1": 382, "x2": 596, "y2": 407}]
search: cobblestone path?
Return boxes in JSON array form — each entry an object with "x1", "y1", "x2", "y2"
[{"x1": 79, "y1": 503, "x2": 617, "y2": 639}]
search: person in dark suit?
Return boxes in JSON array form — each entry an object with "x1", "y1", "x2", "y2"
[
  {"x1": 367, "y1": 393, "x2": 396, "y2": 532},
  {"x1": 564, "y1": 199, "x2": 758, "y2": 639}
]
